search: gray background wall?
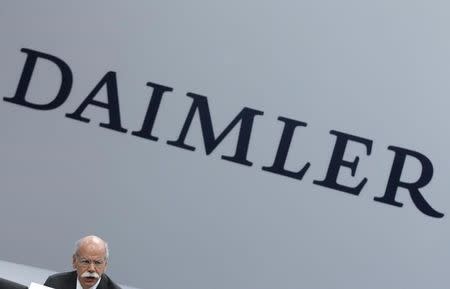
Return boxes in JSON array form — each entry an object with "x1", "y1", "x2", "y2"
[{"x1": 1, "y1": 1, "x2": 450, "y2": 288}]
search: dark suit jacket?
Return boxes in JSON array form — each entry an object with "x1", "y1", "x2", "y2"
[
  {"x1": 44, "y1": 271, "x2": 121, "y2": 289},
  {"x1": 0, "y1": 278, "x2": 27, "y2": 289}
]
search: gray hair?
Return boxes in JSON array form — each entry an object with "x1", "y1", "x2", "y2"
[{"x1": 74, "y1": 236, "x2": 110, "y2": 260}]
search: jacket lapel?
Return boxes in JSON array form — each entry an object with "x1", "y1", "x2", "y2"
[{"x1": 96, "y1": 275, "x2": 108, "y2": 289}]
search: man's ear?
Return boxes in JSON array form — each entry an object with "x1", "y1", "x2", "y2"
[{"x1": 72, "y1": 254, "x2": 77, "y2": 269}]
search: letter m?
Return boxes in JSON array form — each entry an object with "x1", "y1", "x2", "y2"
[{"x1": 167, "y1": 93, "x2": 263, "y2": 166}]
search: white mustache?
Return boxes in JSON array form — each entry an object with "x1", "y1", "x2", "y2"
[{"x1": 81, "y1": 272, "x2": 100, "y2": 279}]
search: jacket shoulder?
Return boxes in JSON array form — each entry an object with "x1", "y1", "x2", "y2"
[
  {"x1": 101, "y1": 274, "x2": 122, "y2": 289},
  {"x1": 44, "y1": 271, "x2": 77, "y2": 288},
  {"x1": 0, "y1": 278, "x2": 27, "y2": 289}
]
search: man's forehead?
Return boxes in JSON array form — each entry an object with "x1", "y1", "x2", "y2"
[{"x1": 77, "y1": 243, "x2": 107, "y2": 257}]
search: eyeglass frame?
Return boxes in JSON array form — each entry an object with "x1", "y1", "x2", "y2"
[{"x1": 75, "y1": 254, "x2": 107, "y2": 268}]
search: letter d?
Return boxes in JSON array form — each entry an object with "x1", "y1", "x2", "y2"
[{"x1": 4, "y1": 48, "x2": 72, "y2": 110}]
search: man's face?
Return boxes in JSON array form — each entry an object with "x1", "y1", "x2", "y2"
[{"x1": 72, "y1": 243, "x2": 108, "y2": 289}]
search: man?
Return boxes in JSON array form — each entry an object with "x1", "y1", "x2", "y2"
[
  {"x1": 44, "y1": 235, "x2": 121, "y2": 289},
  {"x1": 0, "y1": 278, "x2": 27, "y2": 289}
]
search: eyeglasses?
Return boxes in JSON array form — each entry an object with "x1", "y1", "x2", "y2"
[{"x1": 76, "y1": 256, "x2": 106, "y2": 268}]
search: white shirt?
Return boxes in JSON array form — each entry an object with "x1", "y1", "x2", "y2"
[{"x1": 76, "y1": 277, "x2": 101, "y2": 289}]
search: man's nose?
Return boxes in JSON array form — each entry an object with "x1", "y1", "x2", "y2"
[{"x1": 88, "y1": 262, "x2": 95, "y2": 272}]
